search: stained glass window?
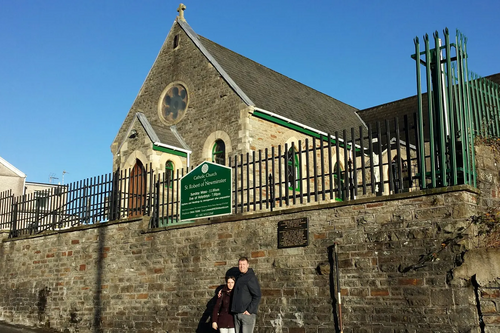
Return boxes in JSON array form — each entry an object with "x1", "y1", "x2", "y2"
[{"x1": 160, "y1": 84, "x2": 188, "y2": 124}]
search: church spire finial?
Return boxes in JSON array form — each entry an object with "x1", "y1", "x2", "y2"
[{"x1": 177, "y1": 3, "x2": 186, "y2": 21}]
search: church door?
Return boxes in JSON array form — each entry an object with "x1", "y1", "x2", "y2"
[{"x1": 128, "y1": 160, "x2": 147, "y2": 218}]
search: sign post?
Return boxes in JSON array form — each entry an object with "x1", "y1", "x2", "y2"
[{"x1": 180, "y1": 162, "x2": 232, "y2": 221}]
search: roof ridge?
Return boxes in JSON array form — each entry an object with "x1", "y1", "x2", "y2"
[
  {"x1": 358, "y1": 94, "x2": 421, "y2": 112},
  {"x1": 169, "y1": 125, "x2": 191, "y2": 151},
  {"x1": 359, "y1": 72, "x2": 500, "y2": 113},
  {"x1": 136, "y1": 112, "x2": 161, "y2": 143},
  {"x1": 0, "y1": 156, "x2": 26, "y2": 178}
]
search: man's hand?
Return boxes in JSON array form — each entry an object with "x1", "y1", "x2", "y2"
[
  {"x1": 212, "y1": 322, "x2": 218, "y2": 330},
  {"x1": 218, "y1": 290, "x2": 222, "y2": 298},
  {"x1": 243, "y1": 311, "x2": 250, "y2": 315}
]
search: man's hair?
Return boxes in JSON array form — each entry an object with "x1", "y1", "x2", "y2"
[{"x1": 238, "y1": 256, "x2": 249, "y2": 263}]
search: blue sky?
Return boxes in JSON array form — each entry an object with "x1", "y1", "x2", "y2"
[{"x1": 1, "y1": 0, "x2": 499, "y2": 184}]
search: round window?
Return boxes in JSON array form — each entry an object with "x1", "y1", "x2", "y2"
[{"x1": 159, "y1": 83, "x2": 189, "y2": 125}]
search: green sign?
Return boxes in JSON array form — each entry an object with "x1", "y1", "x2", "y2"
[{"x1": 180, "y1": 161, "x2": 232, "y2": 221}]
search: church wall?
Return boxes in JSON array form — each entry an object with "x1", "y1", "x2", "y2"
[
  {"x1": 113, "y1": 22, "x2": 247, "y2": 170},
  {"x1": 247, "y1": 115, "x2": 317, "y2": 153},
  {"x1": 0, "y1": 186, "x2": 483, "y2": 333},
  {"x1": 117, "y1": 122, "x2": 154, "y2": 171},
  {"x1": 0, "y1": 163, "x2": 25, "y2": 197},
  {"x1": 0, "y1": 174, "x2": 24, "y2": 198},
  {"x1": 246, "y1": 115, "x2": 369, "y2": 202}
]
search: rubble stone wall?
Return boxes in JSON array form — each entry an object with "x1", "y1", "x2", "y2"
[{"x1": 0, "y1": 187, "x2": 482, "y2": 333}]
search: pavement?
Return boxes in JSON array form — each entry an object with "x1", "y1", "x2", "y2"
[{"x1": 0, "y1": 322, "x2": 58, "y2": 333}]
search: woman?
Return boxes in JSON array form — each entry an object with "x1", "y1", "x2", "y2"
[{"x1": 212, "y1": 276, "x2": 235, "y2": 333}]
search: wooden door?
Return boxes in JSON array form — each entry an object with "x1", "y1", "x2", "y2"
[{"x1": 128, "y1": 160, "x2": 146, "y2": 218}]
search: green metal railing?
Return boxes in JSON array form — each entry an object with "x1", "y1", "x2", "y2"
[
  {"x1": 468, "y1": 72, "x2": 500, "y2": 138},
  {"x1": 412, "y1": 28, "x2": 500, "y2": 189}
]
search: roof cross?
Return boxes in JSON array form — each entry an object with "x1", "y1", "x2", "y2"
[{"x1": 177, "y1": 3, "x2": 186, "y2": 21}]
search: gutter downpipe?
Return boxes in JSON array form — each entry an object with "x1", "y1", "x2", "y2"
[{"x1": 334, "y1": 242, "x2": 343, "y2": 333}]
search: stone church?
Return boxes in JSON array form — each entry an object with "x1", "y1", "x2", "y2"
[{"x1": 111, "y1": 4, "x2": 366, "y2": 180}]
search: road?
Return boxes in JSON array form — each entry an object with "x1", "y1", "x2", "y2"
[{"x1": 0, "y1": 322, "x2": 57, "y2": 333}]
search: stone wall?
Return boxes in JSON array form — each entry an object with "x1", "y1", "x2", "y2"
[
  {"x1": 0, "y1": 186, "x2": 482, "y2": 333},
  {"x1": 112, "y1": 22, "x2": 247, "y2": 171},
  {"x1": 475, "y1": 144, "x2": 500, "y2": 210},
  {"x1": 453, "y1": 142, "x2": 500, "y2": 333},
  {"x1": 455, "y1": 249, "x2": 500, "y2": 333}
]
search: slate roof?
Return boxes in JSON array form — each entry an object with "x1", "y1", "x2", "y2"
[
  {"x1": 357, "y1": 72, "x2": 500, "y2": 137},
  {"x1": 121, "y1": 113, "x2": 191, "y2": 153},
  {"x1": 150, "y1": 124, "x2": 191, "y2": 151},
  {"x1": 487, "y1": 73, "x2": 500, "y2": 85},
  {"x1": 178, "y1": 19, "x2": 366, "y2": 135}
]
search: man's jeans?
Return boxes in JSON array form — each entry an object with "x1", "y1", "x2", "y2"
[{"x1": 234, "y1": 313, "x2": 256, "y2": 333}]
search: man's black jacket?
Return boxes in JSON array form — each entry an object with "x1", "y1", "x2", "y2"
[{"x1": 231, "y1": 268, "x2": 261, "y2": 314}]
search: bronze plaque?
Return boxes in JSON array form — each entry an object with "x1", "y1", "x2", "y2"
[{"x1": 278, "y1": 217, "x2": 309, "y2": 249}]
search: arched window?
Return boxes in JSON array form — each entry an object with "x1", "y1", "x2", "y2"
[
  {"x1": 165, "y1": 161, "x2": 174, "y2": 188},
  {"x1": 334, "y1": 162, "x2": 345, "y2": 201},
  {"x1": 286, "y1": 146, "x2": 300, "y2": 191},
  {"x1": 212, "y1": 140, "x2": 226, "y2": 165}
]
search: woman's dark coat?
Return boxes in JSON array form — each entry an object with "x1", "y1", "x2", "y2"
[{"x1": 212, "y1": 285, "x2": 235, "y2": 328}]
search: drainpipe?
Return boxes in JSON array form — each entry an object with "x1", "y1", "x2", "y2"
[{"x1": 334, "y1": 242, "x2": 343, "y2": 333}]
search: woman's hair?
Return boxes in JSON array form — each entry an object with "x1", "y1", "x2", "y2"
[{"x1": 226, "y1": 276, "x2": 236, "y2": 283}]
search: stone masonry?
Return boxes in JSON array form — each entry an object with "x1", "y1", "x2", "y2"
[{"x1": 0, "y1": 186, "x2": 483, "y2": 333}]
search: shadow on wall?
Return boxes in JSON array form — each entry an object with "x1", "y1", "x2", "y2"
[
  {"x1": 93, "y1": 226, "x2": 107, "y2": 333},
  {"x1": 328, "y1": 245, "x2": 341, "y2": 333},
  {"x1": 196, "y1": 267, "x2": 240, "y2": 333},
  {"x1": 37, "y1": 287, "x2": 51, "y2": 325}
]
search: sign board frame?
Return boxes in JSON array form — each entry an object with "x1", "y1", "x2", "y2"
[
  {"x1": 180, "y1": 161, "x2": 232, "y2": 221},
  {"x1": 277, "y1": 217, "x2": 309, "y2": 249}
]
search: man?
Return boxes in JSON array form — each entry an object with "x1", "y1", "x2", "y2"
[{"x1": 231, "y1": 257, "x2": 261, "y2": 333}]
